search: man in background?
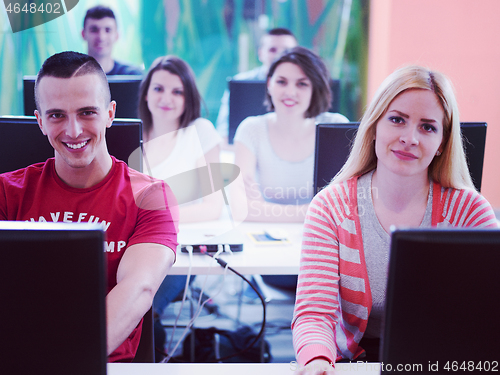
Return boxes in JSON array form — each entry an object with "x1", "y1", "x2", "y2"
[
  {"x1": 215, "y1": 28, "x2": 297, "y2": 140},
  {"x1": 82, "y1": 5, "x2": 143, "y2": 75}
]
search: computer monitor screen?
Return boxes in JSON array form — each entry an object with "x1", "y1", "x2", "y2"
[
  {"x1": 228, "y1": 79, "x2": 341, "y2": 144},
  {"x1": 460, "y1": 122, "x2": 487, "y2": 192},
  {"x1": 313, "y1": 122, "x2": 358, "y2": 194},
  {"x1": 23, "y1": 75, "x2": 142, "y2": 119},
  {"x1": 228, "y1": 80, "x2": 268, "y2": 145},
  {"x1": 106, "y1": 118, "x2": 143, "y2": 172},
  {"x1": 381, "y1": 228, "x2": 500, "y2": 374},
  {"x1": 313, "y1": 122, "x2": 487, "y2": 193},
  {"x1": 0, "y1": 221, "x2": 107, "y2": 375},
  {"x1": 23, "y1": 76, "x2": 36, "y2": 116},
  {"x1": 106, "y1": 75, "x2": 142, "y2": 118},
  {"x1": 0, "y1": 116, "x2": 143, "y2": 174}
]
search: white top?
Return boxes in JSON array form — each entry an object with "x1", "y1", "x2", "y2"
[
  {"x1": 234, "y1": 112, "x2": 349, "y2": 205},
  {"x1": 142, "y1": 118, "x2": 222, "y2": 205}
]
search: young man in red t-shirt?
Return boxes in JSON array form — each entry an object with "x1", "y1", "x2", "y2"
[{"x1": 0, "y1": 51, "x2": 177, "y2": 362}]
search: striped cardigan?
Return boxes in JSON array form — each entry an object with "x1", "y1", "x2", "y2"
[{"x1": 292, "y1": 176, "x2": 498, "y2": 365}]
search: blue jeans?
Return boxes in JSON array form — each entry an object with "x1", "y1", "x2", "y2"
[
  {"x1": 261, "y1": 275, "x2": 297, "y2": 291},
  {"x1": 153, "y1": 275, "x2": 192, "y2": 316}
]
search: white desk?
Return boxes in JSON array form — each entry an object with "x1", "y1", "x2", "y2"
[
  {"x1": 169, "y1": 220, "x2": 303, "y2": 275},
  {"x1": 108, "y1": 362, "x2": 381, "y2": 374}
]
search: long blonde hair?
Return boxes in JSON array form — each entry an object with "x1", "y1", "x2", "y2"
[{"x1": 333, "y1": 65, "x2": 475, "y2": 190}]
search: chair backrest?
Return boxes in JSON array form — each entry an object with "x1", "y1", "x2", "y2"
[
  {"x1": 23, "y1": 75, "x2": 143, "y2": 119},
  {"x1": 228, "y1": 78, "x2": 341, "y2": 144},
  {"x1": 132, "y1": 307, "x2": 155, "y2": 363},
  {"x1": 313, "y1": 122, "x2": 487, "y2": 193},
  {"x1": 0, "y1": 116, "x2": 143, "y2": 174}
]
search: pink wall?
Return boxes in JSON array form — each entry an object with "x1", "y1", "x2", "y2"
[{"x1": 368, "y1": 0, "x2": 500, "y2": 207}]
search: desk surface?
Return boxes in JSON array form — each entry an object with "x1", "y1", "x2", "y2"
[
  {"x1": 170, "y1": 221, "x2": 303, "y2": 275},
  {"x1": 108, "y1": 362, "x2": 381, "y2": 374}
]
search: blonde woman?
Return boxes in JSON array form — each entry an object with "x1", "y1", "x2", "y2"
[{"x1": 292, "y1": 65, "x2": 498, "y2": 374}]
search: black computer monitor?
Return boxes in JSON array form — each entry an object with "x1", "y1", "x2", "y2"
[
  {"x1": 313, "y1": 122, "x2": 358, "y2": 194},
  {"x1": 22, "y1": 76, "x2": 37, "y2": 116},
  {"x1": 0, "y1": 116, "x2": 143, "y2": 174},
  {"x1": 460, "y1": 122, "x2": 487, "y2": 192},
  {"x1": 23, "y1": 75, "x2": 142, "y2": 119},
  {"x1": 228, "y1": 80, "x2": 267, "y2": 145},
  {"x1": 106, "y1": 75, "x2": 142, "y2": 118},
  {"x1": 228, "y1": 78, "x2": 341, "y2": 144},
  {"x1": 0, "y1": 221, "x2": 107, "y2": 375},
  {"x1": 381, "y1": 228, "x2": 500, "y2": 374},
  {"x1": 313, "y1": 122, "x2": 487, "y2": 193}
]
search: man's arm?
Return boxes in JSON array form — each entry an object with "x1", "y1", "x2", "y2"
[{"x1": 105, "y1": 242, "x2": 175, "y2": 355}]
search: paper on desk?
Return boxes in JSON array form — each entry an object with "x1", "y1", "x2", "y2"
[{"x1": 247, "y1": 232, "x2": 292, "y2": 246}]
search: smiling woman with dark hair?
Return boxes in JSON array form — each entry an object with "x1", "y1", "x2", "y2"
[
  {"x1": 138, "y1": 55, "x2": 223, "y2": 223},
  {"x1": 229, "y1": 46, "x2": 349, "y2": 297},
  {"x1": 137, "y1": 56, "x2": 224, "y2": 346},
  {"x1": 232, "y1": 46, "x2": 349, "y2": 223}
]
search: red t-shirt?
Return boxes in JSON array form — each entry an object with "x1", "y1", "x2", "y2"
[{"x1": 0, "y1": 157, "x2": 178, "y2": 362}]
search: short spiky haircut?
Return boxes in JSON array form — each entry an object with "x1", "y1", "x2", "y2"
[
  {"x1": 267, "y1": 27, "x2": 296, "y2": 38},
  {"x1": 260, "y1": 28, "x2": 297, "y2": 49},
  {"x1": 35, "y1": 51, "x2": 110, "y2": 112},
  {"x1": 83, "y1": 5, "x2": 116, "y2": 28}
]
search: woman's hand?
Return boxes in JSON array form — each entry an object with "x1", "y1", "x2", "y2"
[{"x1": 294, "y1": 359, "x2": 337, "y2": 375}]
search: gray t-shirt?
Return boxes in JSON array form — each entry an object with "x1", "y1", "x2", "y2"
[
  {"x1": 234, "y1": 112, "x2": 349, "y2": 205},
  {"x1": 357, "y1": 170, "x2": 433, "y2": 338}
]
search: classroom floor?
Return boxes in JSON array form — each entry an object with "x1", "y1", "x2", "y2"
[{"x1": 157, "y1": 273, "x2": 296, "y2": 364}]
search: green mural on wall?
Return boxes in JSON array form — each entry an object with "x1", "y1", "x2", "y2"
[
  {"x1": 0, "y1": 0, "x2": 143, "y2": 115},
  {"x1": 0, "y1": 0, "x2": 367, "y2": 122}
]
